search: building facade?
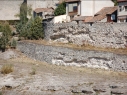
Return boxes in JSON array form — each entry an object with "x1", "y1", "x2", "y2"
[
  {"x1": 0, "y1": 0, "x2": 58, "y2": 21},
  {"x1": 65, "y1": 0, "x2": 114, "y2": 20},
  {"x1": 117, "y1": 0, "x2": 127, "y2": 22}
]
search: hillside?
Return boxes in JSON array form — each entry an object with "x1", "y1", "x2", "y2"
[{"x1": 0, "y1": 50, "x2": 127, "y2": 95}]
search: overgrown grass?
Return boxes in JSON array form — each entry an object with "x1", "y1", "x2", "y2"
[{"x1": 1, "y1": 64, "x2": 13, "y2": 74}]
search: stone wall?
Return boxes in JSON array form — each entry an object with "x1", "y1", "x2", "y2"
[
  {"x1": 44, "y1": 22, "x2": 127, "y2": 48},
  {"x1": 17, "y1": 41, "x2": 127, "y2": 72}
]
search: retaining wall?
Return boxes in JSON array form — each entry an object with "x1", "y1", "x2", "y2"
[
  {"x1": 17, "y1": 41, "x2": 127, "y2": 72},
  {"x1": 44, "y1": 22, "x2": 127, "y2": 48}
]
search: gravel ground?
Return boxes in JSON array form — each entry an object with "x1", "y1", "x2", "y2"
[{"x1": 0, "y1": 50, "x2": 127, "y2": 95}]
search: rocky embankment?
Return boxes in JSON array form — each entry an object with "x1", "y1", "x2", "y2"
[
  {"x1": 17, "y1": 41, "x2": 127, "y2": 72},
  {"x1": 44, "y1": 22, "x2": 127, "y2": 48}
]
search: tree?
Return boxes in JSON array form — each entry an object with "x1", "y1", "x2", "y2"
[
  {"x1": 15, "y1": 2, "x2": 44, "y2": 40},
  {"x1": 19, "y1": 16, "x2": 44, "y2": 40},
  {"x1": 112, "y1": 0, "x2": 117, "y2": 6},
  {"x1": 54, "y1": 2, "x2": 66, "y2": 16},
  {"x1": 15, "y1": 3, "x2": 32, "y2": 33}
]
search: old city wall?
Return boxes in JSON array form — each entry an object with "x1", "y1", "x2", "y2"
[
  {"x1": 44, "y1": 22, "x2": 127, "y2": 48},
  {"x1": 17, "y1": 41, "x2": 127, "y2": 72}
]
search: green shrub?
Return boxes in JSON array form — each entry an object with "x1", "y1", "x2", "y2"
[
  {"x1": 112, "y1": 0, "x2": 117, "y2": 6},
  {"x1": 0, "y1": 23, "x2": 12, "y2": 51},
  {"x1": 19, "y1": 16, "x2": 44, "y2": 40},
  {"x1": 54, "y1": 2, "x2": 66, "y2": 16},
  {"x1": 0, "y1": 24, "x2": 3, "y2": 32},
  {"x1": 15, "y1": 3, "x2": 43, "y2": 40}
]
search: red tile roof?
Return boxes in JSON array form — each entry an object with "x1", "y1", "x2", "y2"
[
  {"x1": 84, "y1": 6, "x2": 117, "y2": 22},
  {"x1": 85, "y1": 15, "x2": 106, "y2": 22},
  {"x1": 117, "y1": 0, "x2": 127, "y2": 2},
  {"x1": 34, "y1": 7, "x2": 54, "y2": 13},
  {"x1": 65, "y1": 0, "x2": 80, "y2": 3},
  {"x1": 95, "y1": 6, "x2": 117, "y2": 15},
  {"x1": 73, "y1": 16, "x2": 92, "y2": 21}
]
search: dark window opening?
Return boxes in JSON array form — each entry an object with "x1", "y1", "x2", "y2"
[
  {"x1": 125, "y1": 6, "x2": 127, "y2": 11},
  {"x1": 119, "y1": 6, "x2": 122, "y2": 12},
  {"x1": 68, "y1": 3, "x2": 78, "y2": 13}
]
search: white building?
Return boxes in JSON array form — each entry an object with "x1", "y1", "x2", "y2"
[
  {"x1": 65, "y1": 0, "x2": 114, "y2": 20},
  {"x1": 117, "y1": 0, "x2": 127, "y2": 22}
]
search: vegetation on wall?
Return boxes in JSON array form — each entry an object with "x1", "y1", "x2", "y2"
[{"x1": 54, "y1": 2, "x2": 66, "y2": 16}]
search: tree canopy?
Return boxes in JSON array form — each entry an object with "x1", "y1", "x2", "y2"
[
  {"x1": 54, "y1": 2, "x2": 66, "y2": 16},
  {"x1": 112, "y1": 0, "x2": 117, "y2": 6}
]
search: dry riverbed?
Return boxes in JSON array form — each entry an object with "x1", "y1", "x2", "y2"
[{"x1": 0, "y1": 50, "x2": 127, "y2": 95}]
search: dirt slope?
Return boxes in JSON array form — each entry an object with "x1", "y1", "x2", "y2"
[{"x1": 0, "y1": 50, "x2": 127, "y2": 95}]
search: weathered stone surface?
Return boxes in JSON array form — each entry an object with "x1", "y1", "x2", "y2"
[
  {"x1": 44, "y1": 22, "x2": 127, "y2": 48},
  {"x1": 0, "y1": 49, "x2": 19, "y2": 60},
  {"x1": 93, "y1": 86, "x2": 107, "y2": 92},
  {"x1": 17, "y1": 41, "x2": 127, "y2": 72},
  {"x1": 71, "y1": 85, "x2": 95, "y2": 94},
  {"x1": 111, "y1": 88, "x2": 127, "y2": 94}
]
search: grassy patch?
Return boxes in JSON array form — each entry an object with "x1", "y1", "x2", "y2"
[
  {"x1": 1, "y1": 64, "x2": 13, "y2": 74},
  {"x1": 23, "y1": 40, "x2": 127, "y2": 55}
]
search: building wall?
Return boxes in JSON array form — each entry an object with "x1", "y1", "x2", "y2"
[
  {"x1": 80, "y1": 0, "x2": 114, "y2": 16},
  {"x1": 81, "y1": 0, "x2": 94, "y2": 16},
  {"x1": 0, "y1": 0, "x2": 23, "y2": 20},
  {"x1": 118, "y1": 2, "x2": 127, "y2": 16},
  {"x1": 28, "y1": 0, "x2": 58, "y2": 10},
  {"x1": 53, "y1": 15, "x2": 70, "y2": 23},
  {"x1": 117, "y1": 2, "x2": 127, "y2": 22},
  {"x1": 0, "y1": 0, "x2": 58, "y2": 20},
  {"x1": 94, "y1": 0, "x2": 114, "y2": 15}
]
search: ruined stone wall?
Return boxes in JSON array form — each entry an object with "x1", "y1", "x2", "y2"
[
  {"x1": 17, "y1": 41, "x2": 127, "y2": 72},
  {"x1": 44, "y1": 22, "x2": 127, "y2": 48}
]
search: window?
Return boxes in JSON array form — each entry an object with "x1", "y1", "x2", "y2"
[
  {"x1": 125, "y1": 6, "x2": 127, "y2": 11},
  {"x1": 111, "y1": 14, "x2": 115, "y2": 20},
  {"x1": 119, "y1": 6, "x2": 125, "y2": 12},
  {"x1": 120, "y1": 19, "x2": 125, "y2": 22},
  {"x1": 56, "y1": 4, "x2": 59, "y2": 7},
  {"x1": 68, "y1": 3, "x2": 78, "y2": 12},
  {"x1": 119, "y1": 6, "x2": 122, "y2": 12}
]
